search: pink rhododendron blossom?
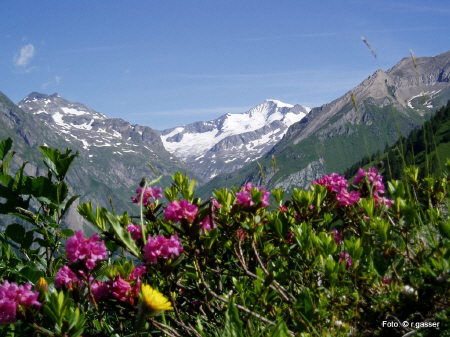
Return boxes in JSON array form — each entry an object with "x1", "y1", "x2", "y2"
[
  {"x1": 143, "y1": 234, "x2": 183, "y2": 264},
  {"x1": 354, "y1": 167, "x2": 392, "y2": 208},
  {"x1": 127, "y1": 223, "x2": 145, "y2": 242},
  {"x1": 200, "y1": 216, "x2": 218, "y2": 235},
  {"x1": 65, "y1": 231, "x2": 107, "y2": 270},
  {"x1": 54, "y1": 266, "x2": 80, "y2": 289},
  {"x1": 91, "y1": 281, "x2": 110, "y2": 303},
  {"x1": 313, "y1": 173, "x2": 348, "y2": 193},
  {"x1": 0, "y1": 280, "x2": 41, "y2": 325},
  {"x1": 278, "y1": 206, "x2": 288, "y2": 212},
  {"x1": 336, "y1": 189, "x2": 361, "y2": 207},
  {"x1": 339, "y1": 252, "x2": 352, "y2": 266},
  {"x1": 0, "y1": 298, "x2": 16, "y2": 325},
  {"x1": 236, "y1": 229, "x2": 247, "y2": 240},
  {"x1": 164, "y1": 200, "x2": 198, "y2": 223},
  {"x1": 332, "y1": 229, "x2": 343, "y2": 245},
  {"x1": 286, "y1": 232, "x2": 295, "y2": 243},
  {"x1": 92, "y1": 264, "x2": 145, "y2": 304},
  {"x1": 111, "y1": 276, "x2": 132, "y2": 302},
  {"x1": 131, "y1": 186, "x2": 163, "y2": 206},
  {"x1": 235, "y1": 183, "x2": 270, "y2": 208}
]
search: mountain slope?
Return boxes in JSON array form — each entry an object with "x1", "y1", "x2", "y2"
[
  {"x1": 198, "y1": 50, "x2": 450, "y2": 197},
  {"x1": 161, "y1": 100, "x2": 309, "y2": 180},
  {"x1": 1, "y1": 91, "x2": 190, "y2": 230}
]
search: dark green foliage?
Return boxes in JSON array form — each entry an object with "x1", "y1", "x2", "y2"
[{"x1": 344, "y1": 101, "x2": 450, "y2": 181}]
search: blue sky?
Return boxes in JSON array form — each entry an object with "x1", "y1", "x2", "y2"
[{"x1": 2, "y1": 1, "x2": 450, "y2": 130}]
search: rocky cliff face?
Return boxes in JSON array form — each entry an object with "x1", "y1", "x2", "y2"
[{"x1": 161, "y1": 100, "x2": 310, "y2": 181}]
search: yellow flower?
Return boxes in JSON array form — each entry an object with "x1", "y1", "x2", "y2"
[
  {"x1": 36, "y1": 277, "x2": 48, "y2": 293},
  {"x1": 141, "y1": 284, "x2": 172, "y2": 312},
  {"x1": 136, "y1": 284, "x2": 172, "y2": 332}
]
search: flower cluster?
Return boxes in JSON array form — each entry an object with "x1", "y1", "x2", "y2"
[
  {"x1": 92, "y1": 265, "x2": 146, "y2": 305},
  {"x1": 235, "y1": 183, "x2": 270, "y2": 208},
  {"x1": 332, "y1": 229, "x2": 343, "y2": 245},
  {"x1": 354, "y1": 167, "x2": 392, "y2": 207},
  {"x1": 199, "y1": 198, "x2": 221, "y2": 235},
  {"x1": 54, "y1": 265, "x2": 81, "y2": 290},
  {"x1": 0, "y1": 280, "x2": 41, "y2": 325},
  {"x1": 143, "y1": 234, "x2": 183, "y2": 264},
  {"x1": 164, "y1": 200, "x2": 198, "y2": 223},
  {"x1": 313, "y1": 173, "x2": 361, "y2": 207},
  {"x1": 127, "y1": 222, "x2": 146, "y2": 242},
  {"x1": 339, "y1": 252, "x2": 352, "y2": 266},
  {"x1": 131, "y1": 186, "x2": 163, "y2": 206},
  {"x1": 65, "y1": 231, "x2": 107, "y2": 270}
]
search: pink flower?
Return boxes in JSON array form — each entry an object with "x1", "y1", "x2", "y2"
[
  {"x1": 286, "y1": 232, "x2": 295, "y2": 243},
  {"x1": 235, "y1": 183, "x2": 270, "y2": 208},
  {"x1": 65, "y1": 231, "x2": 107, "y2": 270},
  {"x1": 0, "y1": 298, "x2": 16, "y2": 325},
  {"x1": 336, "y1": 190, "x2": 361, "y2": 207},
  {"x1": 111, "y1": 276, "x2": 132, "y2": 302},
  {"x1": 332, "y1": 229, "x2": 343, "y2": 245},
  {"x1": 339, "y1": 252, "x2": 352, "y2": 266},
  {"x1": 278, "y1": 206, "x2": 288, "y2": 212},
  {"x1": 91, "y1": 281, "x2": 110, "y2": 303},
  {"x1": 131, "y1": 186, "x2": 163, "y2": 206},
  {"x1": 382, "y1": 276, "x2": 391, "y2": 284},
  {"x1": 354, "y1": 167, "x2": 392, "y2": 208},
  {"x1": 164, "y1": 199, "x2": 198, "y2": 223},
  {"x1": 313, "y1": 173, "x2": 348, "y2": 193},
  {"x1": 143, "y1": 234, "x2": 183, "y2": 264},
  {"x1": 127, "y1": 223, "x2": 144, "y2": 241},
  {"x1": 0, "y1": 280, "x2": 41, "y2": 325},
  {"x1": 200, "y1": 216, "x2": 218, "y2": 235},
  {"x1": 54, "y1": 266, "x2": 80, "y2": 289},
  {"x1": 236, "y1": 229, "x2": 247, "y2": 240}
]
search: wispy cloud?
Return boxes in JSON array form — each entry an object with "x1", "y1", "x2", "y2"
[
  {"x1": 42, "y1": 75, "x2": 62, "y2": 89},
  {"x1": 14, "y1": 44, "x2": 35, "y2": 67}
]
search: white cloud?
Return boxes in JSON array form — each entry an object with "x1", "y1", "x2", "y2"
[
  {"x1": 14, "y1": 44, "x2": 35, "y2": 67},
  {"x1": 55, "y1": 75, "x2": 61, "y2": 84}
]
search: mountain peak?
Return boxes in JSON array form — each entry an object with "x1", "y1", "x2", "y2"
[{"x1": 265, "y1": 99, "x2": 294, "y2": 108}]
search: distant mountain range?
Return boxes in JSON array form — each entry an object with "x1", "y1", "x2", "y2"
[
  {"x1": 197, "y1": 50, "x2": 450, "y2": 197},
  {"x1": 1, "y1": 50, "x2": 450, "y2": 229},
  {"x1": 0, "y1": 91, "x2": 188, "y2": 229},
  {"x1": 161, "y1": 100, "x2": 310, "y2": 181}
]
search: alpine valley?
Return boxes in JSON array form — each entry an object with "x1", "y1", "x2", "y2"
[{"x1": 1, "y1": 50, "x2": 450, "y2": 229}]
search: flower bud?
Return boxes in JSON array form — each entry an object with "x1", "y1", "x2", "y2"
[{"x1": 36, "y1": 277, "x2": 48, "y2": 294}]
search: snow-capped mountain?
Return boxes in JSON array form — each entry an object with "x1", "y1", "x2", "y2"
[
  {"x1": 14, "y1": 92, "x2": 189, "y2": 219},
  {"x1": 18, "y1": 92, "x2": 165, "y2": 156},
  {"x1": 161, "y1": 100, "x2": 310, "y2": 180}
]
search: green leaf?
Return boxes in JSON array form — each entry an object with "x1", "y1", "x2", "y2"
[
  {"x1": 60, "y1": 229, "x2": 74, "y2": 238},
  {"x1": 2, "y1": 150, "x2": 15, "y2": 175},
  {"x1": 21, "y1": 231, "x2": 34, "y2": 250},
  {"x1": 105, "y1": 211, "x2": 142, "y2": 258},
  {"x1": 268, "y1": 321, "x2": 291, "y2": 337},
  {"x1": 0, "y1": 137, "x2": 13, "y2": 161},
  {"x1": 296, "y1": 288, "x2": 314, "y2": 323},
  {"x1": 223, "y1": 297, "x2": 243, "y2": 337},
  {"x1": 19, "y1": 266, "x2": 44, "y2": 283},
  {"x1": 12, "y1": 162, "x2": 27, "y2": 192},
  {"x1": 57, "y1": 181, "x2": 69, "y2": 204},
  {"x1": 5, "y1": 224, "x2": 25, "y2": 244}
]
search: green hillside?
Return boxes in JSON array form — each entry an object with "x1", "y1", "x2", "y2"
[{"x1": 344, "y1": 100, "x2": 450, "y2": 182}]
